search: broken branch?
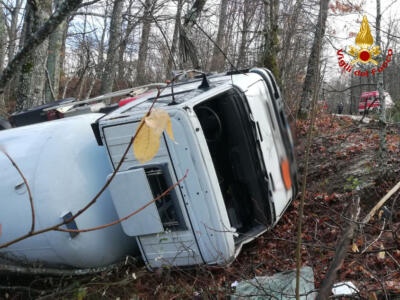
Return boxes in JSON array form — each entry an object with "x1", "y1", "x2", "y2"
[
  {"x1": 362, "y1": 181, "x2": 400, "y2": 224},
  {"x1": 316, "y1": 196, "x2": 360, "y2": 300}
]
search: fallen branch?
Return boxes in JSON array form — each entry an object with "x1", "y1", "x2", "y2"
[
  {"x1": 0, "y1": 259, "x2": 129, "y2": 276},
  {"x1": 316, "y1": 196, "x2": 360, "y2": 299},
  {"x1": 362, "y1": 181, "x2": 400, "y2": 224}
]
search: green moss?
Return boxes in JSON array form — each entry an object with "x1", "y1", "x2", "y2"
[
  {"x1": 263, "y1": 52, "x2": 281, "y2": 84},
  {"x1": 22, "y1": 61, "x2": 34, "y2": 73}
]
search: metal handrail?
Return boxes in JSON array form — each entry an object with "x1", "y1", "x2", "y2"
[{"x1": 43, "y1": 83, "x2": 167, "y2": 112}]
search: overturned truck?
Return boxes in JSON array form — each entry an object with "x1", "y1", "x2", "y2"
[{"x1": 0, "y1": 68, "x2": 297, "y2": 270}]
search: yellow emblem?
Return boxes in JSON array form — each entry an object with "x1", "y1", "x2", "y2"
[{"x1": 348, "y1": 16, "x2": 381, "y2": 65}]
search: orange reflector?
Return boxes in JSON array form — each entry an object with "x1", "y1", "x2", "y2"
[{"x1": 281, "y1": 159, "x2": 292, "y2": 190}]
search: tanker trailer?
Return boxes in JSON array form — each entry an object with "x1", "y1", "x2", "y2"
[{"x1": 0, "y1": 114, "x2": 138, "y2": 268}]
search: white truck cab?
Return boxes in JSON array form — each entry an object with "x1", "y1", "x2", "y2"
[{"x1": 93, "y1": 68, "x2": 298, "y2": 269}]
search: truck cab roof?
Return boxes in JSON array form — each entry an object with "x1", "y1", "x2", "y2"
[{"x1": 101, "y1": 72, "x2": 262, "y2": 122}]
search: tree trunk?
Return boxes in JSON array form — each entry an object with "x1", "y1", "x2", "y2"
[
  {"x1": 100, "y1": 0, "x2": 124, "y2": 95},
  {"x1": 95, "y1": 5, "x2": 108, "y2": 83},
  {"x1": 210, "y1": 0, "x2": 228, "y2": 72},
  {"x1": 280, "y1": 0, "x2": 302, "y2": 84},
  {"x1": 262, "y1": 0, "x2": 280, "y2": 83},
  {"x1": 166, "y1": 0, "x2": 183, "y2": 78},
  {"x1": 237, "y1": 5, "x2": 249, "y2": 69},
  {"x1": 376, "y1": 0, "x2": 387, "y2": 170},
  {"x1": 59, "y1": 16, "x2": 70, "y2": 77},
  {"x1": 45, "y1": 0, "x2": 67, "y2": 102},
  {"x1": 118, "y1": 3, "x2": 138, "y2": 85},
  {"x1": 0, "y1": 7, "x2": 5, "y2": 116},
  {"x1": 297, "y1": 0, "x2": 329, "y2": 118},
  {"x1": 7, "y1": 0, "x2": 23, "y2": 63},
  {"x1": 136, "y1": 0, "x2": 153, "y2": 86},
  {"x1": 0, "y1": 6, "x2": 6, "y2": 72},
  {"x1": 84, "y1": 71, "x2": 96, "y2": 99},
  {"x1": 16, "y1": 0, "x2": 52, "y2": 110}
]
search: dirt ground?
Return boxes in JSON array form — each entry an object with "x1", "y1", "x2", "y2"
[{"x1": 1, "y1": 113, "x2": 400, "y2": 299}]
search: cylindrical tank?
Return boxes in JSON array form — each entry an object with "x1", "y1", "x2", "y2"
[{"x1": 0, "y1": 114, "x2": 138, "y2": 268}]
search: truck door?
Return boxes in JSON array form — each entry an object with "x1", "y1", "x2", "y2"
[{"x1": 103, "y1": 121, "x2": 204, "y2": 269}]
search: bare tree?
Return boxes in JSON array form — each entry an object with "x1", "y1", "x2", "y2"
[
  {"x1": 118, "y1": 0, "x2": 141, "y2": 85},
  {"x1": 6, "y1": 0, "x2": 24, "y2": 64},
  {"x1": 136, "y1": 0, "x2": 153, "y2": 85},
  {"x1": 210, "y1": 0, "x2": 228, "y2": 72},
  {"x1": 0, "y1": 5, "x2": 6, "y2": 72},
  {"x1": 236, "y1": 0, "x2": 257, "y2": 68},
  {"x1": 16, "y1": 0, "x2": 52, "y2": 110},
  {"x1": 262, "y1": 0, "x2": 280, "y2": 82},
  {"x1": 279, "y1": 0, "x2": 302, "y2": 83},
  {"x1": 298, "y1": 0, "x2": 330, "y2": 118},
  {"x1": 376, "y1": 0, "x2": 388, "y2": 171},
  {"x1": 166, "y1": 0, "x2": 183, "y2": 77},
  {"x1": 45, "y1": 0, "x2": 68, "y2": 102},
  {"x1": 100, "y1": 0, "x2": 124, "y2": 96}
]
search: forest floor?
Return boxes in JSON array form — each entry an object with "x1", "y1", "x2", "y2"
[{"x1": 1, "y1": 112, "x2": 400, "y2": 299}]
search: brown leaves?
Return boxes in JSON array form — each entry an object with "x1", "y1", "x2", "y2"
[{"x1": 133, "y1": 109, "x2": 175, "y2": 163}]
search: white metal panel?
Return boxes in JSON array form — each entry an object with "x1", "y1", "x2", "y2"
[
  {"x1": 103, "y1": 121, "x2": 169, "y2": 170},
  {"x1": 163, "y1": 111, "x2": 236, "y2": 265},
  {"x1": 0, "y1": 114, "x2": 138, "y2": 267},
  {"x1": 138, "y1": 231, "x2": 202, "y2": 267},
  {"x1": 108, "y1": 168, "x2": 164, "y2": 236},
  {"x1": 245, "y1": 80, "x2": 292, "y2": 217},
  {"x1": 103, "y1": 119, "x2": 205, "y2": 268}
]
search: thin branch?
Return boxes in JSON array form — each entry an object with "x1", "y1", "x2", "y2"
[
  {"x1": 361, "y1": 220, "x2": 386, "y2": 254},
  {"x1": 0, "y1": 0, "x2": 12, "y2": 13},
  {"x1": 56, "y1": 169, "x2": 188, "y2": 233},
  {"x1": 0, "y1": 285, "x2": 41, "y2": 294},
  {"x1": 324, "y1": 83, "x2": 376, "y2": 93},
  {"x1": 0, "y1": 259, "x2": 128, "y2": 276},
  {"x1": 77, "y1": 0, "x2": 101, "y2": 9},
  {"x1": 0, "y1": 149, "x2": 35, "y2": 234},
  {"x1": 192, "y1": 20, "x2": 238, "y2": 72},
  {"x1": 137, "y1": 0, "x2": 177, "y2": 70}
]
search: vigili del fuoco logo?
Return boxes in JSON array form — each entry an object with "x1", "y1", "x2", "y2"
[{"x1": 337, "y1": 15, "x2": 392, "y2": 77}]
